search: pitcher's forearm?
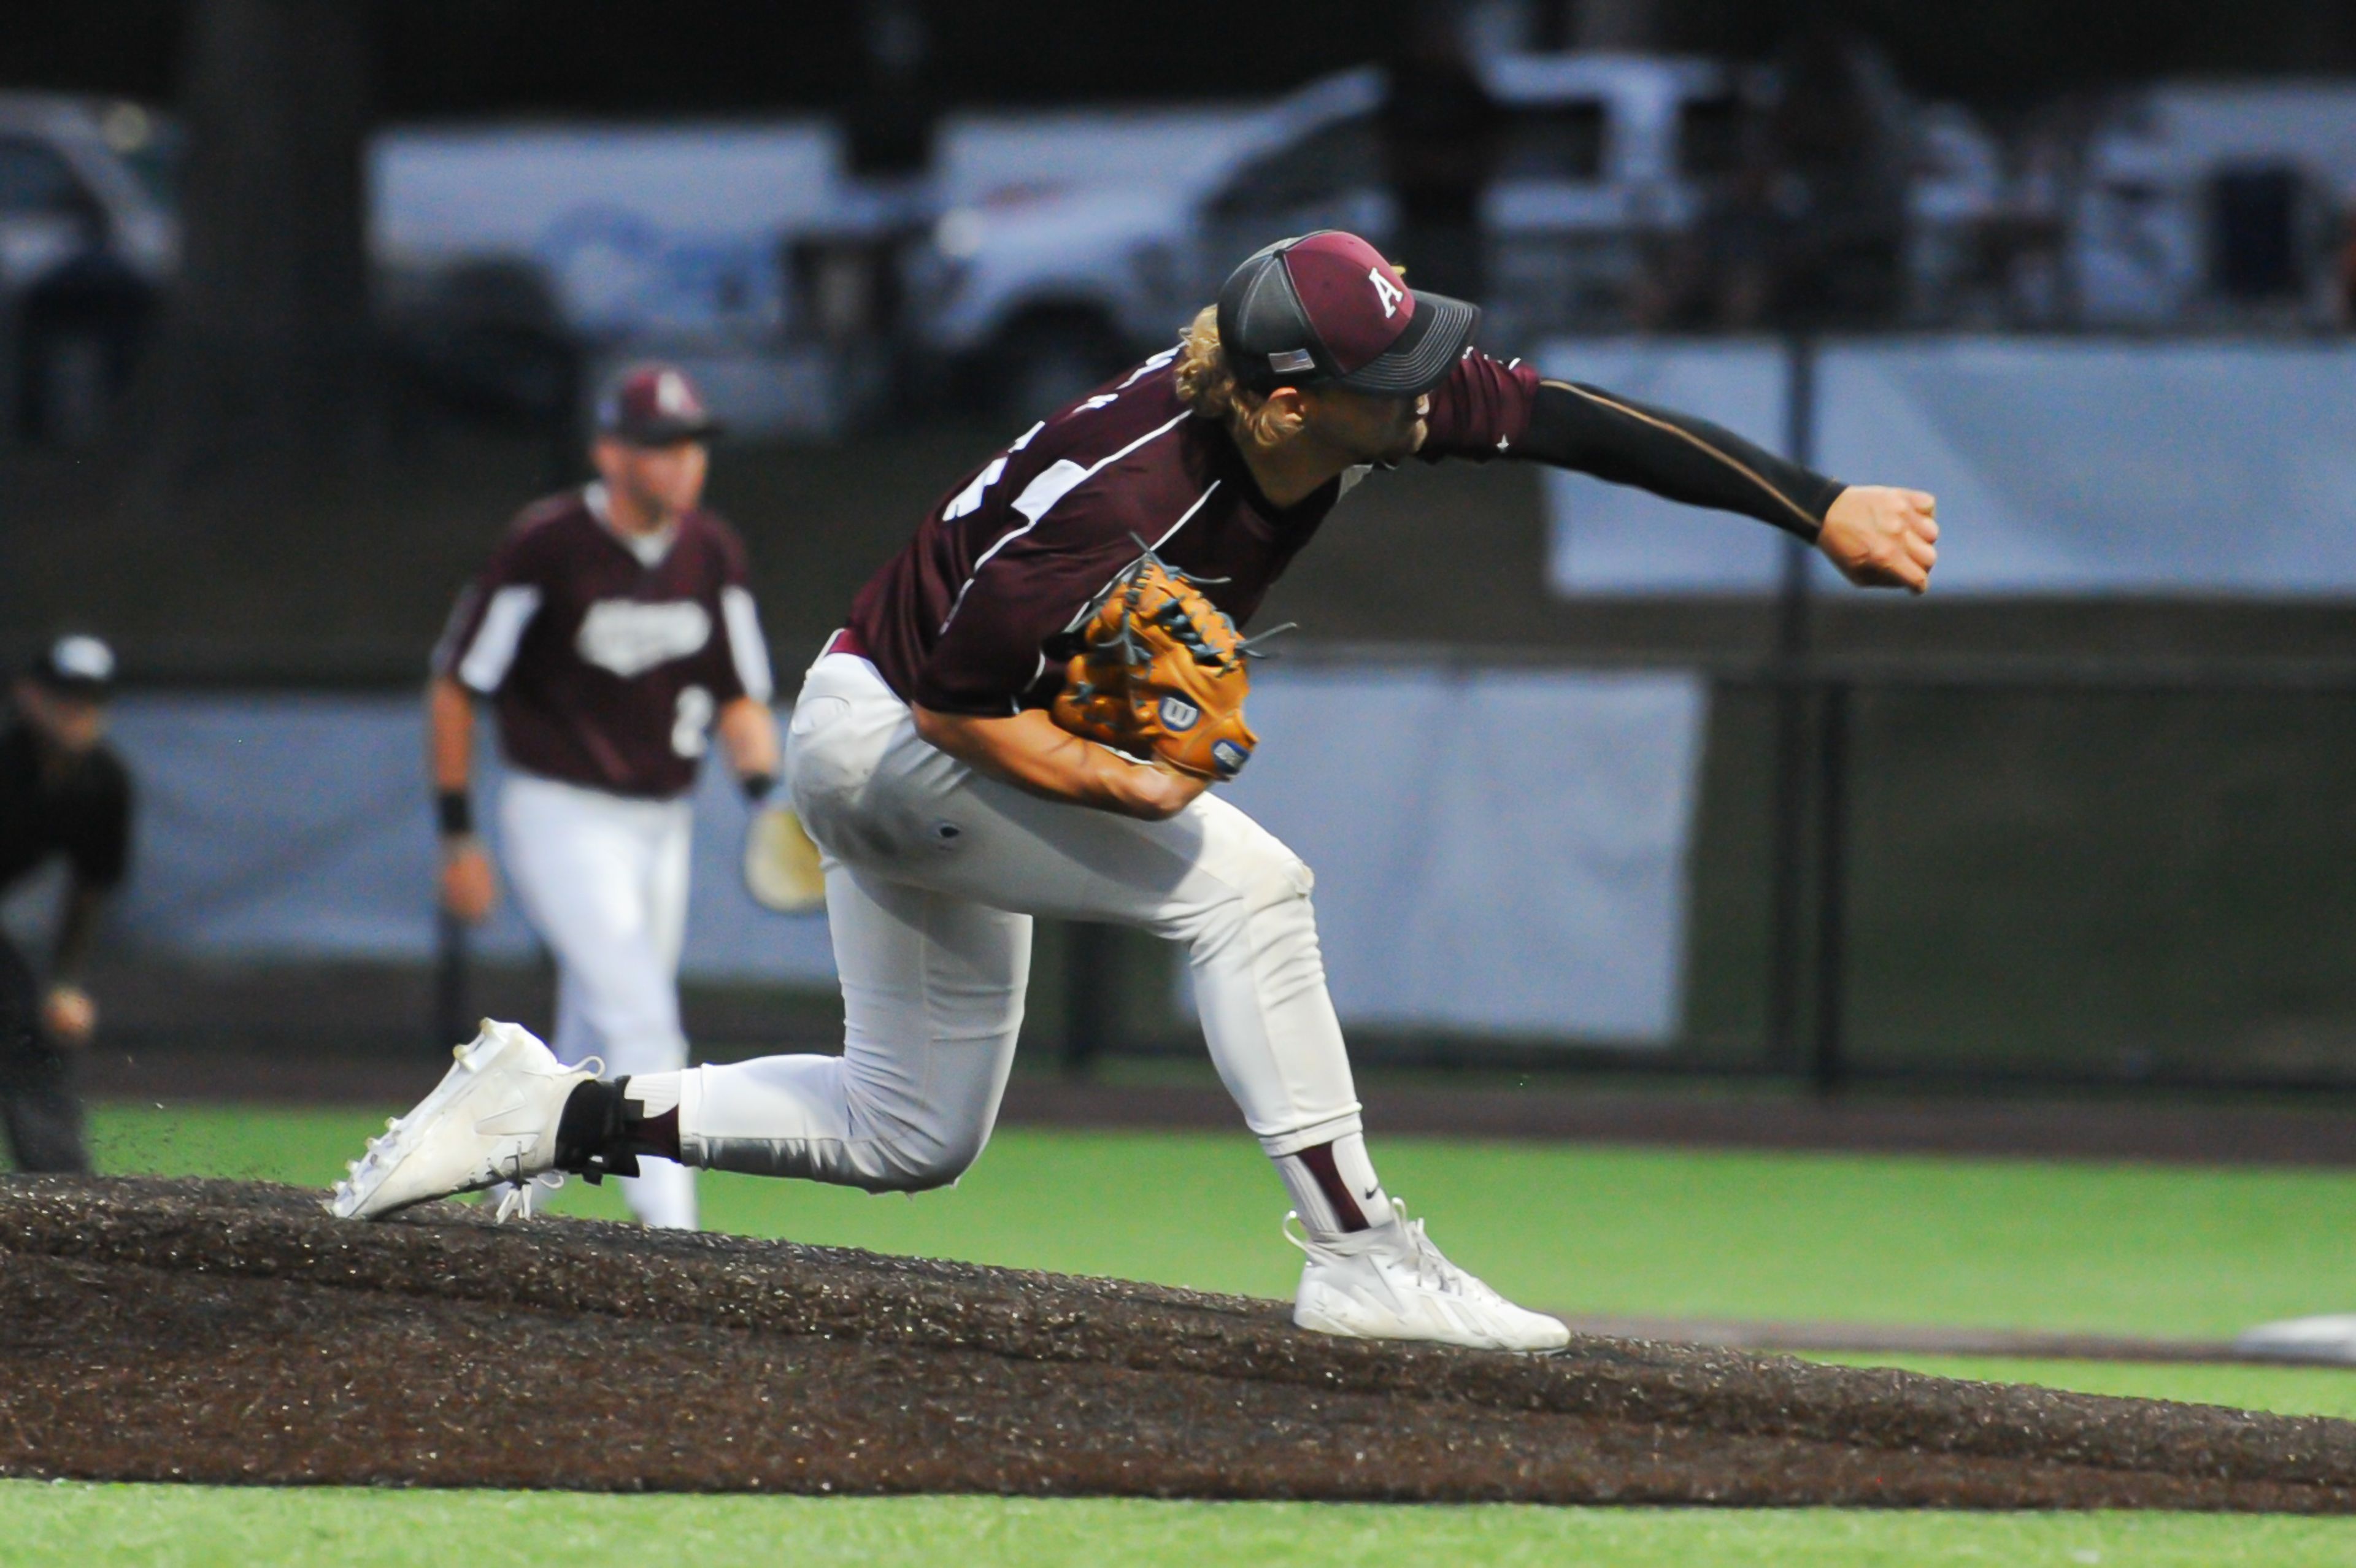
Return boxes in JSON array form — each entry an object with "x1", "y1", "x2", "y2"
[
  {"x1": 1525, "y1": 379, "x2": 1844, "y2": 540},
  {"x1": 911, "y1": 705, "x2": 1203, "y2": 820}
]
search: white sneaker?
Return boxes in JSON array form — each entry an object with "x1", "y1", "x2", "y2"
[
  {"x1": 326, "y1": 1020, "x2": 596, "y2": 1221},
  {"x1": 1288, "y1": 1199, "x2": 1571, "y2": 1353}
]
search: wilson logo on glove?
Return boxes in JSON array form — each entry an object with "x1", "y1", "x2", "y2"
[{"x1": 1049, "y1": 545, "x2": 1291, "y2": 781}]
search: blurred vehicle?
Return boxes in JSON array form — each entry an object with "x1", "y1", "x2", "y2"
[
  {"x1": 372, "y1": 122, "x2": 860, "y2": 438},
  {"x1": 910, "y1": 56, "x2": 2004, "y2": 415},
  {"x1": 1479, "y1": 52, "x2": 1749, "y2": 344},
  {"x1": 0, "y1": 95, "x2": 177, "y2": 447},
  {"x1": 909, "y1": 69, "x2": 1380, "y2": 418},
  {"x1": 2074, "y1": 82, "x2": 2356, "y2": 325}
]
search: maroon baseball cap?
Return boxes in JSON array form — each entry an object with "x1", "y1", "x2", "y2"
[
  {"x1": 596, "y1": 363, "x2": 722, "y2": 445},
  {"x1": 1215, "y1": 231, "x2": 1480, "y2": 398}
]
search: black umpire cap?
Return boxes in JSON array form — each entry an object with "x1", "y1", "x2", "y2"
[
  {"x1": 596, "y1": 363, "x2": 723, "y2": 446},
  {"x1": 29, "y1": 634, "x2": 116, "y2": 699}
]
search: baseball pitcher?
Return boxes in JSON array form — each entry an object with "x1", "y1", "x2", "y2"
[
  {"x1": 341, "y1": 234, "x2": 1936, "y2": 1350},
  {"x1": 426, "y1": 364, "x2": 782, "y2": 1229}
]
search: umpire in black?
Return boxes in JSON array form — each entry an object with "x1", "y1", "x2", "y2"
[{"x1": 0, "y1": 636, "x2": 131, "y2": 1172}]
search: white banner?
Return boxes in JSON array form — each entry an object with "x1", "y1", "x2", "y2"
[
  {"x1": 83, "y1": 673, "x2": 1710, "y2": 1045},
  {"x1": 1541, "y1": 336, "x2": 2356, "y2": 597},
  {"x1": 101, "y1": 695, "x2": 838, "y2": 983},
  {"x1": 1218, "y1": 664, "x2": 1707, "y2": 1043}
]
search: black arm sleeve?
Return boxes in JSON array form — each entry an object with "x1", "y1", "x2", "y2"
[{"x1": 1519, "y1": 379, "x2": 1845, "y2": 542}]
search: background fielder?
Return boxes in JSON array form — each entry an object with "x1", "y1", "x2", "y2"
[
  {"x1": 343, "y1": 233, "x2": 1936, "y2": 1350},
  {"x1": 0, "y1": 637, "x2": 131, "y2": 1175},
  {"x1": 429, "y1": 364, "x2": 782, "y2": 1230}
]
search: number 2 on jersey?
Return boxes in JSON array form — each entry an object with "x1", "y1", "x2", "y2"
[{"x1": 671, "y1": 685, "x2": 714, "y2": 759}]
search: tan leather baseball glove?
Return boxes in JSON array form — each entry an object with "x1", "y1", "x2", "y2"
[{"x1": 1050, "y1": 550, "x2": 1279, "y2": 781}]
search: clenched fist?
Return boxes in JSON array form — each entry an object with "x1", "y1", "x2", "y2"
[{"x1": 1819, "y1": 486, "x2": 1939, "y2": 593}]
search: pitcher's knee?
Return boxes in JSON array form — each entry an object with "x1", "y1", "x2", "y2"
[
  {"x1": 859, "y1": 1120, "x2": 989, "y2": 1193},
  {"x1": 1190, "y1": 841, "x2": 1317, "y2": 948},
  {"x1": 1218, "y1": 840, "x2": 1315, "y2": 920}
]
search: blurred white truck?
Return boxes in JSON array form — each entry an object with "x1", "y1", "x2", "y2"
[
  {"x1": 909, "y1": 56, "x2": 2008, "y2": 415},
  {"x1": 910, "y1": 58, "x2": 1754, "y2": 414}
]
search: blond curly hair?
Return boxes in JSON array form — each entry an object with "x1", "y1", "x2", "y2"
[{"x1": 1171, "y1": 306, "x2": 1306, "y2": 450}]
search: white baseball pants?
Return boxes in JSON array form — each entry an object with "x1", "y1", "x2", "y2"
[
  {"x1": 672, "y1": 650, "x2": 1363, "y2": 1191},
  {"x1": 497, "y1": 771, "x2": 699, "y2": 1229}
]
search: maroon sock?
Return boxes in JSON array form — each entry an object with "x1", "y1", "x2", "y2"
[
  {"x1": 631, "y1": 1107, "x2": 681, "y2": 1162},
  {"x1": 622, "y1": 1103, "x2": 681, "y2": 1163},
  {"x1": 1274, "y1": 1134, "x2": 1396, "y2": 1239},
  {"x1": 604, "y1": 1076, "x2": 682, "y2": 1163},
  {"x1": 1280, "y1": 1142, "x2": 1370, "y2": 1232}
]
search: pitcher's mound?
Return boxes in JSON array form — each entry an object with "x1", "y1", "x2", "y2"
[{"x1": 2, "y1": 1177, "x2": 2350, "y2": 1507}]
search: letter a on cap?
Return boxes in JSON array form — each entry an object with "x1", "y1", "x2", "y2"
[{"x1": 1368, "y1": 268, "x2": 1404, "y2": 318}]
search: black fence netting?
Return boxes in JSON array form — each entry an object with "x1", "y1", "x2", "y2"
[{"x1": 1682, "y1": 669, "x2": 2356, "y2": 1091}]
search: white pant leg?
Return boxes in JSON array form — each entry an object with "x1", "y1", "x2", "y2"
[
  {"x1": 498, "y1": 773, "x2": 698, "y2": 1229},
  {"x1": 644, "y1": 791, "x2": 692, "y2": 980},
  {"x1": 682, "y1": 855, "x2": 1029, "y2": 1189},
  {"x1": 674, "y1": 653, "x2": 1358, "y2": 1194},
  {"x1": 550, "y1": 964, "x2": 596, "y2": 1070},
  {"x1": 844, "y1": 717, "x2": 1358, "y2": 1155}
]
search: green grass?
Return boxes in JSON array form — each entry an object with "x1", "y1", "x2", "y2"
[
  {"x1": 94, "y1": 1104, "x2": 2356, "y2": 1340},
  {"x1": 54, "y1": 1102, "x2": 2356, "y2": 1564},
  {"x1": 6, "y1": 1485, "x2": 2356, "y2": 1568}
]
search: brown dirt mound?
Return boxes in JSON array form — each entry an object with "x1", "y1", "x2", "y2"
[{"x1": 2, "y1": 1177, "x2": 2353, "y2": 1508}]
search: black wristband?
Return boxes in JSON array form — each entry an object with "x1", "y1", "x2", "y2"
[
  {"x1": 741, "y1": 771, "x2": 777, "y2": 805},
  {"x1": 436, "y1": 790, "x2": 473, "y2": 837}
]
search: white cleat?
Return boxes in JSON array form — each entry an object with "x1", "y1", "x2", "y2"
[
  {"x1": 1288, "y1": 1199, "x2": 1571, "y2": 1353},
  {"x1": 326, "y1": 1020, "x2": 597, "y2": 1221}
]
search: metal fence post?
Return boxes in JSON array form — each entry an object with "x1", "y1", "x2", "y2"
[
  {"x1": 1063, "y1": 921, "x2": 1115, "y2": 1077},
  {"x1": 431, "y1": 907, "x2": 470, "y2": 1050},
  {"x1": 1811, "y1": 680, "x2": 1852, "y2": 1095},
  {"x1": 1764, "y1": 333, "x2": 1819, "y2": 1076}
]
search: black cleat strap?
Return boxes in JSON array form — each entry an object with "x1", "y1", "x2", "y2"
[{"x1": 553, "y1": 1077, "x2": 641, "y2": 1183}]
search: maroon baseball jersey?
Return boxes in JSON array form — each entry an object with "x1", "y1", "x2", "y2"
[
  {"x1": 843, "y1": 347, "x2": 1538, "y2": 716},
  {"x1": 435, "y1": 485, "x2": 774, "y2": 799}
]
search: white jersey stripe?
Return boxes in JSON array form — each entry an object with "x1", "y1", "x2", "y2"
[
  {"x1": 1151, "y1": 479, "x2": 1220, "y2": 550},
  {"x1": 1061, "y1": 480, "x2": 1223, "y2": 633},
  {"x1": 938, "y1": 410, "x2": 1190, "y2": 635},
  {"x1": 720, "y1": 585, "x2": 775, "y2": 704},
  {"x1": 456, "y1": 585, "x2": 543, "y2": 694},
  {"x1": 1011, "y1": 458, "x2": 1091, "y2": 523},
  {"x1": 1117, "y1": 347, "x2": 1177, "y2": 389}
]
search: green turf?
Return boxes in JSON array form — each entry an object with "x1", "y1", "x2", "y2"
[
  {"x1": 6, "y1": 1485, "x2": 2356, "y2": 1568},
  {"x1": 92, "y1": 1104, "x2": 2356, "y2": 1340}
]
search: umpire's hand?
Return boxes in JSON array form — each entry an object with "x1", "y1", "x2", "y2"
[
  {"x1": 1818, "y1": 486, "x2": 1939, "y2": 593},
  {"x1": 440, "y1": 836, "x2": 496, "y2": 923}
]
